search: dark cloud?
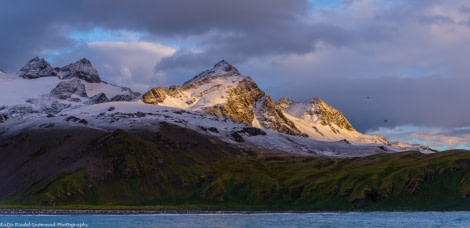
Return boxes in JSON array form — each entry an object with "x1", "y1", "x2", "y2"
[
  {"x1": 0, "y1": 0, "x2": 78, "y2": 71},
  {"x1": 0, "y1": 0, "x2": 310, "y2": 72},
  {"x1": 80, "y1": 0, "x2": 307, "y2": 34},
  {"x1": 154, "y1": 21, "x2": 359, "y2": 73},
  {"x1": 1, "y1": 0, "x2": 359, "y2": 73},
  {"x1": 1, "y1": 0, "x2": 470, "y2": 150},
  {"x1": 269, "y1": 74, "x2": 470, "y2": 133}
]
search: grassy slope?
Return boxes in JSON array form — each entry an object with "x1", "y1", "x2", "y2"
[{"x1": 2, "y1": 126, "x2": 470, "y2": 211}]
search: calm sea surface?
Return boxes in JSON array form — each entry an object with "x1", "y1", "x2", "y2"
[{"x1": 1, "y1": 212, "x2": 470, "y2": 228}]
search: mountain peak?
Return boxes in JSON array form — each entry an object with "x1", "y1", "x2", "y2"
[
  {"x1": 280, "y1": 98, "x2": 355, "y2": 131},
  {"x1": 212, "y1": 59, "x2": 240, "y2": 76},
  {"x1": 78, "y1": 58, "x2": 92, "y2": 65},
  {"x1": 213, "y1": 59, "x2": 239, "y2": 73},
  {"x1": 31, "y1": 56, "x2": 40, "y2": 62},
  {"x1": 18, "y1": 56, "x2": 57, "y2": 79},
  {"x1": 59, "y1": 58, "x2": 101, "y2": 83},
  {"x1": 183, "y1": 60, "x2": 240, "y2": 86}
]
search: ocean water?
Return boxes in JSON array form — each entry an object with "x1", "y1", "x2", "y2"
[{"x1": 1, "y1": 212, "x2": 470, "y2": 228}]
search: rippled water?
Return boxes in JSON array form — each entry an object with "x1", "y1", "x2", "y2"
[{"x1": 1, "y1": 212, "x2": 470, "y2": 227}]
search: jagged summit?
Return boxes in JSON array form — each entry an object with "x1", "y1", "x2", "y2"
[
  {"x1": 183, "y1": 60, "x2": 240, "y2": 86},
  {"x1": 58, "y1": 58, "x2": 101, "y2": 83},
  {"x1": 17, "y1": 57, "x2": 102, "y2": 83},
  {"x1": 18, "y1": 56, "x2": 57, "y2": 79}
]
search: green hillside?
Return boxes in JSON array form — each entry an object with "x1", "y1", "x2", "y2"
[{"x1": 2, "y1": 126, "x2": 470, "y2": 211}]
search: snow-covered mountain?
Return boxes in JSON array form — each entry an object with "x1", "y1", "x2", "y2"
[
  {"x1": 0, "y1": 57, "x2": 140, "y2": 119},
  {"x1": 141, "y1": 60, "x2": 396, "y2": 146},
  {"x1": 0, "y1": 58, "x2": 434, "y2": 157}
]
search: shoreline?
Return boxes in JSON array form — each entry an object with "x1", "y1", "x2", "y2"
[
  {"x1": 0, "y1": 209, "x2": 310, "y2": 215},
  {"x1": 0, "y1": 209, "x2": 464, "y2": 215}
]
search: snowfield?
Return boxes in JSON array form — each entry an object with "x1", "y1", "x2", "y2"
[
  {"x1": 1, "y1": 100, "x2": 434, "y2": 157},
  {"x1": 0, "y1": 74, "x2": 60, "y2": 106}
]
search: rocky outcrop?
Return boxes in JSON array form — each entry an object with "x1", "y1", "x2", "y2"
[
  {"x1": 167, "y1": 85, "x2": 184, "y2": 98},
  {"x1": 41, "y1": 101, "x2": 72, "y2": 114},
  {"x1": 57, "y1": 58, "x2": 101, "y2": 83},
  {"x1": 18, "y1": 57, "x2": 57, "y2": 79},
  {"x1": 50, "y1": 78, "x2": 87, "y2": 100},
  {"x1": 256, "y1": 96, "x2": 308, "y2": 137},
  {"x1": 0, "y1": 113, "x2": 8, "y2": 123},
  {"x1": 110, "y1": 94, "x2": 137, "y2": 102},
  {"x1": 142, "y1": 87, "x2": 167, "y2": 104},
  {"x1": 85, "y1": 93, "x2": 108, "y2": 105},
  {"x1": 108, "y1": 87, "x2": 141, "y2": 102}
]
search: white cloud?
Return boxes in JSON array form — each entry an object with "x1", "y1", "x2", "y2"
[
  {"x1": 49, "y1": 41, "x2": 176, "y2": 92},
  {"x1": 368, "y1": 125, "x2": 470, "y2": 151},
  {"x1": 88, "y1": 41, "x2": 176, "y2": 92}
]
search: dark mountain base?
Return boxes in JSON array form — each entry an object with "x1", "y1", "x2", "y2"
[{"x1": 1, "y1": 123, "x2": 470, "y2": 211}]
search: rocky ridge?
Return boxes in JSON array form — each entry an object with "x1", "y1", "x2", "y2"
[
  {"x1": 141, "y1": 60, "x2": 392, "y2": 143},
  {"x1": 18, "y1": 57, "x2": 101, "y2": 83}
]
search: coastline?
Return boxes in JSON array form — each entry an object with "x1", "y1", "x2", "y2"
[
  {"x1": 0, "y1": 209, "x2": 312, "y2": 215},
  {"x1": 0, "y1": 209, "x2": 463, "y2": 215}
]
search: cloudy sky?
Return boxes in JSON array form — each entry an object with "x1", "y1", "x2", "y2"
[{"x1": 1, "y1": 0, "x2": 469, "y2": 150}]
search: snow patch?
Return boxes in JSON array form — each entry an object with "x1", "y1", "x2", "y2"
[{"x1": 0, "y1": 74, "x2": 61, "y2": 106}]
